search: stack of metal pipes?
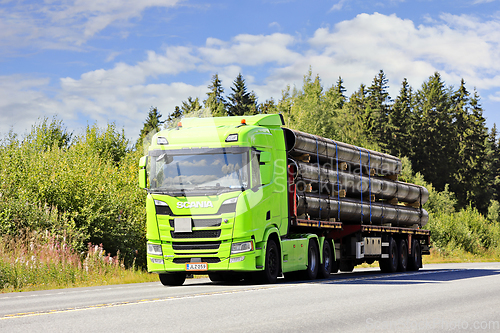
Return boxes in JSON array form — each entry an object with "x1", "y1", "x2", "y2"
[{"x1": 284, "y1": 128, "x2": 429, "y2": 228}]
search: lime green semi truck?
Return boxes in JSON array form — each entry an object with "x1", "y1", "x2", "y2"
[{"x1": 139, "y1": 114, "x2": 430, "y2": 286}]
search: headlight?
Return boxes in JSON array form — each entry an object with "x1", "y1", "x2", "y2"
[
  {"x1": 147, "y1": 243, "x2": 163, "y2": 256},
  {"x1": 154, "y1": 200, "x2": 168, "y2": 206},
  {"x1": 231, "y1": 241, "x2": 253, "y2": 254}
]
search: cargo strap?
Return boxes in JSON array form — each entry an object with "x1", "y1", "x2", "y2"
[
  {"x1": 335, "y1": 141, "x2": 340, "y2": 222},
  {"x1": 315, "y1": 137, "x2": 322, "y2": 223}
]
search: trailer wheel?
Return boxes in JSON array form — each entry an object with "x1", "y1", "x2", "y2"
[
  {"x1": 397, "y1": 239, "x2": 408, "y2": 272},
  {"x1": 159, "y1": 273, "x2": 186, "y2": 286},
  {"x1": 318, "y1": 240, "x2": 333, "y2": 278},
  {"x1": 303, "y1": 240, "x2": 319, "y2": 280},
  {"x1": 379, "y1": 237, "x2": 398, "y2": 273},
  {"x1": 255, "y1": 239, "x2": 280, "y2": 284},
  {"x1": 408, "y1": 240, "x2": 421, "y2": 271}
]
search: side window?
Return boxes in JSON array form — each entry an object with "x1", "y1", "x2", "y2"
[{"x1": 251, "y1": 150, "x2": 261, "y2": 188}]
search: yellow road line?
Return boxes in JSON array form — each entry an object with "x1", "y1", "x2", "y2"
[{"x1": 0, "y1": 285, "x2": 279, "y2": 320}]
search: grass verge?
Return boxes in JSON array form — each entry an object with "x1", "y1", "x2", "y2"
[{"x1": 0, "y1": 232, "x2": 157, "y2": 293}]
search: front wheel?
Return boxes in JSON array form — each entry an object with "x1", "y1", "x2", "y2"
[
  {"x1": 255, "y1": 239, "x2": 280, "y2": 284},
  {"x1": 159, "y1": 273, "x2": 186, "y2": 286}
]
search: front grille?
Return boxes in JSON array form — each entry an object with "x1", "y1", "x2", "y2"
[
  {"x1": 172, "y1": 241, "x2": 220, "y2": 250},
  {"x1": 173, "y1": 257, "x2": 221, "y2": 264},
  {"x1": 171, "y1": 230, "x2": 221, "y2": 239},
  {"x1": 169, "y1": 218, "x2": 222, "y2": 228}
]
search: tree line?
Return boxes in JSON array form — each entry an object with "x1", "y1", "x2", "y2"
[{"x1": 140, "y1": 70, "x2": 500, "y2": 217}]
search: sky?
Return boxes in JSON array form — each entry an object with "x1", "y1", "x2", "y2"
[{"x1": 1, "y1": 0, "x2": 500, "y2": 142}]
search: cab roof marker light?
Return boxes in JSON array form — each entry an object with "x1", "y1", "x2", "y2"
[
  {"x1": 157, "y1": 136, "x2": 168, "y2": 145},
  {"x1": 225, "y1": 134, "x2": 238, "y2": 142}
]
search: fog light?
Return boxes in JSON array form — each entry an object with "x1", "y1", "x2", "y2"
[
  {"x1": 150, "y1": 258, "x2": 164, "y2": 265},
  {"x1": 230, "y1": 256, "x2": 245, "y2": 264}
]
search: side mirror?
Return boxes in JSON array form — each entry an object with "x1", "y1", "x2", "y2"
[{"x1": 138, "y1": 156, "x2": 148, "y2": 189}]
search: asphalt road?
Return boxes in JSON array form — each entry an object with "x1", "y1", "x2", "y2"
[{"x1": 1, "y1": 262, "x2": 500, "y2": 333}]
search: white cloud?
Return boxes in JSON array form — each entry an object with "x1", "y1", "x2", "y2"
[
  {"x1": 0, "y1": 75, "x2": 63, "y2": 136},
  {"x1": 330, "y1": 0, "x2": 348, "y2": 11},
  {"x1": 0, "y1": 0, "x2": 182, "y2": 51},
  {"x1": 3, "y1": 12, "x2": 500, "y2": 138},
  {"x1": 199, "y1": 33, "x2": 300, "y2": 66}
]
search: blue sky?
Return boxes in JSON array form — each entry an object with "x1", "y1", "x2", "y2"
[{"x1": 1, "y1": 0, "x2": 500, "y2": 141}]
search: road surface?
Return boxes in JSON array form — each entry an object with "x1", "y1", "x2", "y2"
[{"x1": 1, "y1": 262, "x2": 500, "y2": 332}]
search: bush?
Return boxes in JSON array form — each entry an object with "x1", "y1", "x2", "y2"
[
  {"x1": 428, "y1": 206, "x2": 500, "y2": 254},
  {"x1": 0, "y1": 118, "x2": 146, "y2": 268}
]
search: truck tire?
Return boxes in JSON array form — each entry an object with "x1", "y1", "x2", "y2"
[
  {"x1": 255, "y1": 239, "x2": 280, "y2": 284},
  {"x1": 159, "y1": 273, "x2": 186, "y2": 286},
  {"x1": 397, "y1": 239, "x2": 408, "y2": 272},
  {"x1": 408, "y1": 240, "x2": 421, "y2": 271},
  {"x1": 302, "y1": 240, "x2": 319, "y2": 280},
  {"x1": 318, "y1": 240, "x2": 333, "y2": 278},
  {"x1": 379, "y1": 237, "x2": 398, "y2": 273}
]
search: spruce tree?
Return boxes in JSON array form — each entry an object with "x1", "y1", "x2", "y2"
[
  {"x1": 412, "y1": 72, "x2": 454, "y2": 191},
  {"x1": 366, "y1": 70, "x2": 392, "y2": 148},
  {"x1": 204, "y1": 74, "x2": 227, "y2": 117},
  {"x1": 228, "y1": 73, "x2": 257, "y2": 116},
  {"x1": 389, "y1": 78, "x2": 414, "y2": 158},
  {"x1": 136, "y1": 106, "x2": 164, "y2": 150}
]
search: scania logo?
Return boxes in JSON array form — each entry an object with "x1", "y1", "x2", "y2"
[{"x1": 177, "y1": 201, "x2": 214, "y2": 209}]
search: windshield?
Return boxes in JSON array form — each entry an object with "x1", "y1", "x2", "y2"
[{"x1": 149, "y1": 148, "x2": 250, "y2": 194}]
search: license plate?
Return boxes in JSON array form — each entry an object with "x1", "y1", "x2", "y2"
[{"x1": 185, "y1": 263, "x2": 208, "y2": 271}]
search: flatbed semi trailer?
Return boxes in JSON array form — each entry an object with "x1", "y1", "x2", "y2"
[{"x1": 138, "y1": 114, "x2": 430, "y2": 286}]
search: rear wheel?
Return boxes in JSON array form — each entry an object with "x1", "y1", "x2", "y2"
[
  {"x1": 408, "y1": 240, "x2": 421, "y2": 271},
  {"x1": 379, "y1": 237, "x2": 398, "y2": 273},
  {"x1": 159, "y1": 273, "x2": 186, "y2": 286},
  {"x1": 397, "y1": 239, "x2": 408, "y2": 272},
  {"x1": 318, "y1": 240, "x2": 333, "y2": 279},
  {"x1": 302, "y1": 240, "x2": 319, "y2": 280}
]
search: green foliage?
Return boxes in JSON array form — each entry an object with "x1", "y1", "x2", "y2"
[
  {"x1": 0, "y1": 118, "x2": 146, "y2": 268},
  {"x1": 488, "y1": 200, "x2": 500, "y2": 224},
  {"x1": 427, "y1": 206, "x2": 500, "y2": 254}
]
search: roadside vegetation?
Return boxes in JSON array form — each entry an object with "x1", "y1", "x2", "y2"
[{"x1": 1, "y1": 69, "x2": 499, "y2": 292}]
